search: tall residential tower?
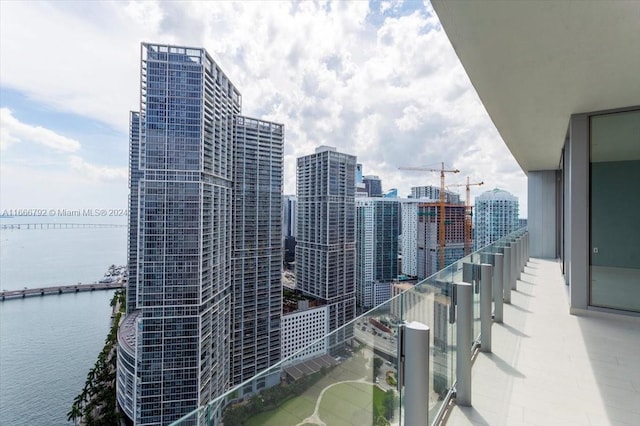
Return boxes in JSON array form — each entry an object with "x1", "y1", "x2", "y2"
[
  {"x1": 117, "y1": 43, "x2": 283, "y2": 425},
  {"x1": 474, "y1": 188, "x2": 519, "y2": 250},
  {"x1": 296, "y1": 146, "x2": 356, "y2": 332},
  {"x1": 356, "y1": 198, "x2": 400, "y2": 310}
]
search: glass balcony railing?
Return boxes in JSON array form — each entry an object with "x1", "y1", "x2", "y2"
[{"x1": 171, "y1": 227, "x2": 528, "y2": 426}]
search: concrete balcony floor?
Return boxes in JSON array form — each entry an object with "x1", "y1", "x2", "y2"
[{"x1": 445, "y1": 258, "x2": 640, "y2": 426}]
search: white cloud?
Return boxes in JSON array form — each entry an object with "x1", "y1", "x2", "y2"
[
  {"x1": 0, "y1": 108, "x2": 81, "y2": 152},
  {"x1": 69, "y1": 155, "x2": 127, "y2": 182},
  {"x1": 0, "y1": 0, "x2": 528, "y2": 214}
]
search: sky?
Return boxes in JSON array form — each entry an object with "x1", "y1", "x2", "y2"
[{"x1": 0, "y1": 0, "x2": 527, "y2": 216}]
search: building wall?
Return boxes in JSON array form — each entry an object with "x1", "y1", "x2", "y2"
[
  {"x1": 528, "y1": 171, "x2": 557, "y2": 258},
  {"x1": 356, "y1": 199, "x2": 399, "y2": 310},
  {"x1": 400, "y1": 200, "x2": 420, "y2": 277},
  {"x1": 281, "y1": 306, "x2": 329, "y2": 363},
  {"x1": 127, "y1": 111, "x2": 141, "y2": 313},
  {"x1": 411, "y1": 186, "x2": 460, "y2": 204},
  {"x1": 118, "y1": 43, "x2": 283, "y2": 425},
  {"x1": 130, "y1": 44, "x2": 240, "y2": 424},
  {"x1": 374, "y1": 200, "x2": 400, "y2": 282},
  {"x1": 296, "y1": 147, "x2": 356, "y2": 331},
  {"x1": 282, "y1": 195, "x2": 297, "y2": 239},
  {"x1": 231, "y1": 116, "x2": 283, "y2": 386},
  {"x1": 567, "y1": 113, "x2": 589, "y2": 311},
  {"x1": 474, "y1": 189, "x2": 519, "y2": 250},
  {"x1": 356, "y1": 200, "x2": 375, "y2": 309},
  {"x1": 363, "y1": 175, "x2": 383, "y2": 197},
  {"x1": 373, "y1": 282, "x2": 392, "y2": 306},
  {"x1": 417, "y1": 203, "x2": 466, "y2": 278}
]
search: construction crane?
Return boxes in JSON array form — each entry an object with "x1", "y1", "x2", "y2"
[
  {"x1": 449, "y1": 177, "x2": 484, "y2": 255},
  {"x1": 399, "y1": 162, "x2": 460, "y2": 270}
]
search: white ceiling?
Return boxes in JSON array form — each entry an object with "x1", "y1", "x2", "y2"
[{"x1": 431, "y1": 0, "x2": 640, "y2": 172}]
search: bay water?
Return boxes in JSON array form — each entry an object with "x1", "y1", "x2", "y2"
[{"x1": 0, "y1": 217, "x2": 127, "y2": 425}]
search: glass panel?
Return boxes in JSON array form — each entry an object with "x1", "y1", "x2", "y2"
[
  {"x1": 171, "y1": 227, "x2": 528, "y2": 426},
  {"x1": 590, "y1": 109, "x2": 640, "y2": 312}
]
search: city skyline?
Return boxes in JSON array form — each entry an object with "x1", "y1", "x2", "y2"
[{"x1": 0, "y1": 1, "x2": 527, "y2": 216}]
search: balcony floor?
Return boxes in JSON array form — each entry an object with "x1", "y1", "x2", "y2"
[{"x1": 445, "y1": 258, "x2": 640, "y2": 426}]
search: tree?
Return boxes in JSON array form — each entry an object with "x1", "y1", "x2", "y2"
[
  {"x1": 383, "y1": 389, "x2": 396, "y2": 420},
  {"x1": 373, "y1": 357, "x2": 383, "y2": 377},
  {"x1": 67, "y1": 404, "x2": 81, "y2": 425}
]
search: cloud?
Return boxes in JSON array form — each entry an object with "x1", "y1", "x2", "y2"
[
  {"x1": 0, "y1": 1, "x2": 528, "y2": 214},
  {"x1": 69, "y1": 155, "x2": 127, "y2": 182},
  {"x1": 0, "y1": 108, "x2": 81, "y2": 152}
]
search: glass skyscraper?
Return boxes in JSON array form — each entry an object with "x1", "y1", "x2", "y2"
[
  {"x1": 296, "y1": 146, "x2": 356, "y2": 332},
  {"x1": 117, "y1": 43, "x2": 283, "y2": 425},
  {"x1": 231, "y1": 116, "x2": 283, "y2": 388},
  {"x1": 356, "y1": 198, "x2": 400, "y2": 310}
]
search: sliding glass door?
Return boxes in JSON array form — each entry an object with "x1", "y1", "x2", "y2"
[{"x1": 589, "y1": 109, "x2": 640, "y2": 312}]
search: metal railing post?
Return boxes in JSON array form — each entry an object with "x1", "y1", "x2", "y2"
[
  {"x1": 493, "y1": 253, "x2": 504, "y2": 323},
  {"x1": 516, "y1": 237, "x2": 522, "y2": 280},
  {"x1": 510, "y1": 240, "x2": 518, "y2": 291},
  {"x1": 480, "y1": 252, "x2": 503, "y2": 325},
  {"x1": 520, "y1": 235, "x2": 525, "y2": 274},
  {"x1": 463, "y1": 262, "x2": 476, "y2": 291},
  {"x1": 502, "y1": 245, "x2": 512, "y2": 304},
  {"x1": 480, "y1": 263, "x2": 493, "y2": 353},
  {"x1": 400, "y1": 321, "x2": 430, "y2": 426},
  {"x1": 455, "y1": 282, "x2": 472, "y2": 406}
]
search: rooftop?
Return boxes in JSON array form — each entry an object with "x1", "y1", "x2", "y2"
[{"x1": 117, "y1": 310, "x2": 140, "y2": 355}]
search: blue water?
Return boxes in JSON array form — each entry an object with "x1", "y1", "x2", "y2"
[
  {"x1": 1, "y1": 217, "x2": 127, "y2": 291},
  {"x1": 0, "y1": 219, "x2": 127, "y2": 425}
]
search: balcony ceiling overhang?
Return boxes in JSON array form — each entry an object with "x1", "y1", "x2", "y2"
[{"x1": 431, "y1": 1, "x2": 640, "y2": 172}]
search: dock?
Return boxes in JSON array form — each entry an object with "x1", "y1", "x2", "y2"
[{"x1": 1, "y1": 282, "x2": 125, "y2": 301}]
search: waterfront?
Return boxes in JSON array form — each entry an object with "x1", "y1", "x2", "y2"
[
  {"x1": 0, "y1": 217, "x2": 126, "y2": 292},
  {"x1": 0, "y1": 291, "x2": 116, "y2": 425},
  {"x1": 0, "y1": 220, "x2": 126, "y2": 425}
]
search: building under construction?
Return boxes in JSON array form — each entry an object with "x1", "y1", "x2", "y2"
[{"x1": 416, "y1": 202, "x2": 467, "y2": 279}]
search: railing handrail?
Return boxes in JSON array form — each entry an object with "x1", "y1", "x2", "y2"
[{"x1": 170, "y1": 226, "x2": 528, "y2": 425}]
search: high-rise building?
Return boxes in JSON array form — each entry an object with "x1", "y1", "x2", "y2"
[
  {"x1": 400, "y1": 198, "x2": 466, "y2": 279},
  {"x1": 282, "y1": 195, "x2": 297, "y2": 240},
  {"x1": 400, "y1": 199, "x2": 421, "y2": 277},
  {"x1": 417, "y1": 202, "x2": 466, "y2": 279},
  {"x1": 117, "y1": 43, "x2": 283, "y2": 425},
  {"x1": 355, "y1": 163, "x2": 363, "y2": 184},
  {"x1": 363, "y1": 175, "x2": 383, "y2": 197},
  {"x1": 356, "y1": 198, "x2": 400, "y2": 310},
  {"x1": 474, "y1": 188, "x2": 519, "y2": 250},
  {"x1": 296, "y1": 146, "x2": 356, "y2": 332},
  {"x1": 231, "y1": 116, "x2": 283, "y2": 388},
  {"x1": 411, "y1": 185, "x2": 461, "y2": 204},
  {"x1": 384, "y1": 188, "x2": 398, "y2": 198},
  {"x1": 282, "y1": 195, "x2": 297, "y2": 263}
]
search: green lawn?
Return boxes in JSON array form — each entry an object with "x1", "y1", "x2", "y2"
[
  {"x1": 318, "y1": 382, "x2": 384, "y2": 425},
  {"x1": 244, "y1": 350, "x2": 376, "y2": 425},
  {"x1": 245, "y1": 396, "x2": 315, "y2": 426}
]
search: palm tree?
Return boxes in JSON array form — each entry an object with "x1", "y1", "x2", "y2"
[{"x1": 67, "y1": 404, "x2": 81, "y2": 425}]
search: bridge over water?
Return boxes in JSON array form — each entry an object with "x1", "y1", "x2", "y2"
[
  {"x1": 0, "y1": 223, "x2": 126, "y2": 230},
  {"x1": 1, "y1": 282, "x2": 125, "y2": 301}
]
